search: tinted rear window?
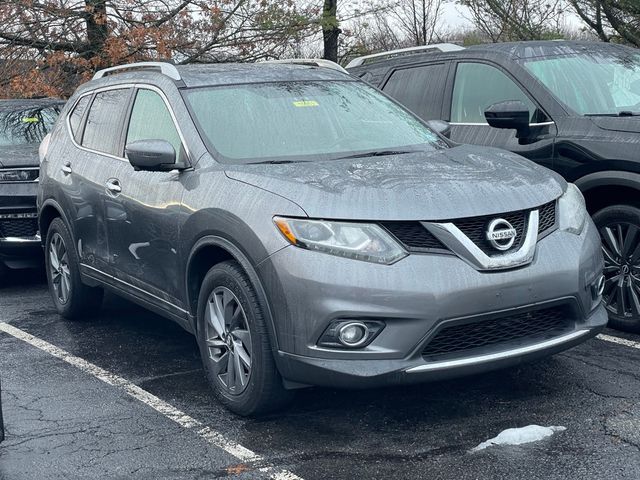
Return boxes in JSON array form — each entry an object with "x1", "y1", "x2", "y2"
[
  {"x1": 82, "y1": 89, "x2": 131, "y2": 156},
  {"x1": 382, "y1": 63, "x2": 449, "y2": 121}
]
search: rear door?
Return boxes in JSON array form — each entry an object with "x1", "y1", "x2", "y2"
[
  {"x1": 445, "y1": 61, "x2": 556, "y2": 170},
  {"x1": 64, "y1": 87, "x2": 133, "y2": 276},
  {"x1": 381, "y1": 62, "x2": 451, "y2": 121},
  {"x1": 105, "y1": 86, "x2": 186, "y2": 312}
]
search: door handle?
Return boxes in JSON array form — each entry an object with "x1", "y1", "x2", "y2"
[
  {"x1": 106, "y1": 179, "x2": 122, "y2": 195},
  {"x1": 61, "y1": 162, "x2": 72, "y2": 175}
]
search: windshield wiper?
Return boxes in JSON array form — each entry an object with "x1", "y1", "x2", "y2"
[
  {"x1": 333, "y1": 149, "x2": 417, "y2": 160},
  {"x1": 585, "y1": 111, "x2": 640, "y2": 117},
  {"x1": 248, "y1": 159, "x2": 299, "y2": 165}
]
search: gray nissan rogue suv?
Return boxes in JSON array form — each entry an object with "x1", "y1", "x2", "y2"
[{"x1": 38, "y1": 60, "x2": 607, "y2": 415}]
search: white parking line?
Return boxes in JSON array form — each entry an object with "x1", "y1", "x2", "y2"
[
  {"x1": 0, "y1": 322, "x2": 302, "y2": 480},
  {"x1": 597, "y1": 333, "x2": 640, "y2": 350}
]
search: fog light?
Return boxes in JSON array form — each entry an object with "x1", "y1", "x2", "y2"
[
  {"x1": 317, "y1": 320, "x2": 385, "y2": 349},
  {"x1": 338, "y1": 322, "x2": 368, "y2": 347}
]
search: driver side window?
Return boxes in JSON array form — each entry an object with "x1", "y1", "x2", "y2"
[
  {"x1": 126, "y1": 89, "x2": 185, "y2": 164},
  {"x1": 451, "y1": 63, "x2": 537, "y2": 124}
]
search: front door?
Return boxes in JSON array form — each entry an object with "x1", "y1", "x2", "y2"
[
  {"x1": 446, "y1": 61, "x2": 556, "y2": 171},
  {"x1": 104, "y1": 87, "x2": 187, "y2": 311}
]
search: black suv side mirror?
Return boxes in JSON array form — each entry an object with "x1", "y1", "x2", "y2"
[
  {"x1": 484, "y1": 101, "x2": 530, "y2": 138},
  {"x1": 125, "y1": 139, "x2": 177, "y2": 172},
  {"x1": 426, "y1": 120, "x2": 451, "y2": 138}
]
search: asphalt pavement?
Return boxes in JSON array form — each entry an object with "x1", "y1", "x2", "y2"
[{"x1": 1, "y1": 270, "x2": 640, "y2": 480}]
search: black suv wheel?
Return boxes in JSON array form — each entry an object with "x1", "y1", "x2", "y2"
[
  {"x1": 196, "y1": 261, "x2": 293, "y2": 416},
  {"x1": 44, "y1": 218, "x2": 104, "y2": 319},
  {"x1": 594, "y1": 205, "x2": 640, "y2": 333}
]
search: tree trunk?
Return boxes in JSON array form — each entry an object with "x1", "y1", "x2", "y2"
[
  {"x1": 322, "y1": 0, "x2": 339, "y2": 63},
  {"x1": 84, "y1": 0, "x2": 109, "y2": 65}
]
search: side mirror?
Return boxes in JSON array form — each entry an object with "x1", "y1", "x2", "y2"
[
  {"x1": 484, "y1": 100, "x2": 530, "y2": 138},
  {"x1": 125, "y1": 139, "x2": 177, "y2": 172},
  {"x1": 426, "y1": 119, "x2": 451, "y2": 138}
]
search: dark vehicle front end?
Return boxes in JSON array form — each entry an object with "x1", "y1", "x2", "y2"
[{"x1": 0, "y1": 99, "x2": 63, "y2": 275}]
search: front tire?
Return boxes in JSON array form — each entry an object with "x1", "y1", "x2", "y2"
[
  {"x1": 44, "y1": 218, "x2": 103, "y2": 319},
  {"x1": 196, "y1": 260, "x2": 293, "y2": 416},
  {"x1": 593, "y1": 204, "x2": 640, "y2": 333}
]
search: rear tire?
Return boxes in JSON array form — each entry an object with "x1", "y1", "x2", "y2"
[
  {"x1": 593, "y1": 204, "x2": 640, "y2": 333},
  {"x1": 196, "y1": 260, "x2": 293, "y2": 416},
  {"x1": 44, "y1": 218, "x2": 103, "y2": 319}
]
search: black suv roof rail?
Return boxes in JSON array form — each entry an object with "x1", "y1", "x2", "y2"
[
  {"x1": 263, "y1": 58, "x2": 349, "y2": 74},
  {"x1": 92, "y1": 62, "x2": 182, "y2": 81},
  {"x1": 346, "y1": 43, "x2": 465, "y2": 68}
]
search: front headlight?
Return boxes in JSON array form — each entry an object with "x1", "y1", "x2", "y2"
[
  {"x1": 0, "y1": 168, "x2": 39, "y2": 183},
  {"x1": 274, "y1": 217, "x2": 407, "y2": 264},
  {"x1": 558, "y1": 183, "x2": 587, "y2": 235}
]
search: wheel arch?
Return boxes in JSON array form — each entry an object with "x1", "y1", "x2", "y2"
[
  {"x1": 185, "y1": 235, "x2": 280, "y2": 350},
  {"x1": 39, "y1": 199, "x2": 74, "y2": 246},
  {"x1": 574, "y1": 171, "x2": 640, "y2": 214}
]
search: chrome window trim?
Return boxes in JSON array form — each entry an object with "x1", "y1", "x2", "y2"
[
  {"x1": 65, "y1": 83, "x2": 192, "y2": 166},
  {"x1": 423, "y1": 209, "x2": 540, "y2": 271},
  {"x1": 406, "y1": 329, "x2": 590, "y2": 373}
]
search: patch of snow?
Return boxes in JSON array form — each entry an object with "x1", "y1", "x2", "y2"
[{"x1": 471, "y1": 425, "x2": 566, "y2": 452}]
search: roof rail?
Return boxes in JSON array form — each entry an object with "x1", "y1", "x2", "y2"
[
  {"x1": 263, "y1": 58, "x2": 348, "y2": 74},
  {"x1": 92, "y1": 62, "x2": 182, "y2": 81},
  {"x1": 346, "y1": 43, "x2": 465, "y2": 68}
]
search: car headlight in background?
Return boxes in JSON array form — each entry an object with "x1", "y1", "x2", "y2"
[
  {"x1": 558, "y1": 183, "x2": 587, "y2": 235},
  {"x1": 0, "y1": 168, "x2": 39, "y2": 183},
  {"x1": 274, "y1": 217, "x2": 407, "y2": 264}
]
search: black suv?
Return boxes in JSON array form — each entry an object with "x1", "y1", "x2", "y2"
[
  {"x1": 0, "y1": 98, "x2": 64, "y2": 279},
  {"x1": 348, "y1": 40, "x2": 640, "y2": 332}
]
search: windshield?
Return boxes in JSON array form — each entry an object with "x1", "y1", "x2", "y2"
[
  {"x1": 184, "y1": 81, "x2": 444, "y2": 164},
  {"x1": 523, "y1": 49, "x2": 640, "y2": 116},
  {"x1": 0, "y1": 105, "x2": 61, "y2": 147}
]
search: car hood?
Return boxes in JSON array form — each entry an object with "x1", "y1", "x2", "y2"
[
  {"x1": 224, "y1": 145, "x2": 565, "y2": 221},
  {"x1": 0, "y1": 143, "x2": 40, "y2": 168},
  {"x1": 591, "y1": 116, "x2": 640, "y2": 134}
]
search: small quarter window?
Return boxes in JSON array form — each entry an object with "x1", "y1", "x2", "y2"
[{"x1": 68, "y1": 96, "x2": 90, "y2": 142}]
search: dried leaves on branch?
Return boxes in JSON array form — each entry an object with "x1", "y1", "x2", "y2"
[{"x1": 0, "y1": 0, "x2": 318, "y2": 97}]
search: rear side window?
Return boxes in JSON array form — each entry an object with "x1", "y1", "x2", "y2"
[
  {"x1": 382, "y1": 63, "x2": 449, "y2": 121},
  {"x1": 68, "y1": 96, "x2": 90, "y2": 142},
  {"x1": 82, "y1": 89, "x2": 131, "y2": 156},
  {"x1": 125, "y1": 89, "x2": 185, "y2": 163},
  {"x1": 451, "y1": 63, "x2": 537, "y2": 123}
]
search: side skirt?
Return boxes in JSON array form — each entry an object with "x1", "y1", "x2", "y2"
[{"x1": 79, "y1": 264, "x2": 194, "y2": 334}]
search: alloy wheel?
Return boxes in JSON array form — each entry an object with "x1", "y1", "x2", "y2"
[
  {"x1": 600, "y1": 222, "x2": 640, "y2": 318},
  {"x1": 204, "y1": 286, "x2": 252, "y2": 395},
  {"x1": 49, "y1": 232, "x2": 71, "y2": 304}
]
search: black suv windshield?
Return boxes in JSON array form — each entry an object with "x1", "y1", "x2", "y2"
[
  {"x1": 0, "y1": 105, "x2": 61, "y2": 147},
  {"x1": 523, "y1": 49, "x2": 640, "y2": 116},
  {"x1": 184, "y1": 80, "x2": 444, "y2": 164}
]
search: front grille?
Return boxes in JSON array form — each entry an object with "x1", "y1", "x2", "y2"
[
  {"x1": 422, "y1": 306, "x2": 572, "y2": 359},
  {"x1": 381, "y1": 221, "x2": 447, "y2": 251},
  {"x1": 453, "y1": 209, "x2": 527, "y2": 254},
  {"x1": 538, "y1": 201, "x2": 557, "y2": 233},
  {"x1": 0, "y1": 218, "x2": 38, "y2": 238},
  {"x1": 380, "y1": 201, "x2": 556, "y2": 255}
]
